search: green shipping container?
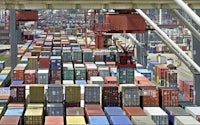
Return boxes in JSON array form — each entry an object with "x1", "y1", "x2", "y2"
[
  {"x1": 65, "y1": 85, "x2": 80, "y2": 103},
  {"x1": 83, "y1": 50, "x2": 94, "y2": 62},
  {"x1": 29, "y1": 85, "x2": 45, "y2": 103},
  {"x1": 117, "y1": 68, "x2": 134, "y2": 84},
  {"x1": 75, "y1": 67, "x2": 86, "y2": 80},
  {"x1": 63, "y1": 64, "x2": 74, "y2": 80}
]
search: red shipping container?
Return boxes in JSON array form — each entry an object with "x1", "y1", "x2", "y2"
[
  {"x1": 104, "y1": 76, "x2": 118, "y2": 85},
  {"x1": 123, "y1": 107, "x2": 146, "y2": 119},
  {"x1": 106, "y1": 62, "x2": 116, "y2": 67},
  {"x1": 102, "y1": 84, "x2": 119, "y2": 105},
  {"x1": 0, "y1": 116, "x2": 20, "y2": 125},
  {"x1": 85, "y1": 104, "x2": 105, "y2": 120},
  {"x1": 39, "y1": 56, "x2": 50, "y2": 68},
  {"x1": 45, "y1": 116, "x2": 64, "y2": 125},
  {"x1": 184, "y1": 82, "x2": 194, "y2": 102},
  {"x1": 24, "y1": 69, "x2": 36, "y2": 84},
  {"x1": 87, "y1": 69, "x2": 98, "y2": 80},
  {"x1": 156, "y1": 65, "x2": 168, "y2": 78},
  {"x1": 10, "y1": 84, "x2": 25, "y2": 103},
  {"x1": 14, "y1": 67, "x2": 26, "y2": 81},
  {"x1": 179, "y1": 79, "x2": 193, "y2": 93},
  {"x1": 135, "y1": 80, "x2": 156, "y2": 87}
]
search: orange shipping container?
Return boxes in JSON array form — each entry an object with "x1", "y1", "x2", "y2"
[
  {"x1": 14, "y1": 67, "x2": 26, "y2": 81},
  {"x1": 24, "y1": 69, "x2": 36, "y2": 84}
]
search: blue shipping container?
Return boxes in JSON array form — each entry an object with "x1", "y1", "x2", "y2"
[
  {"x1": 136, "y1": 69, "x2": 152, "y2": 81},
  {"x1": 75, "y1": 80, "x2": 87, "y2": 85},
  {"x1": 5, "y1": 107, "x2": 24, "y2": 116},
  {"x1": 12, "y1": 80, "x2": 24, "y2": 84},
  {"x1": 104, "y1": 107, "x2": 125, "y2": 117},
  {"x1": 110, "y1": 116, "x2": 133, "y2": 125},
  {"x1": 148, "y1": 61, "x2": 159, "y2": 71},
  {"x1": 89, "y1": 116, "x2": 109, "y2": 125}
]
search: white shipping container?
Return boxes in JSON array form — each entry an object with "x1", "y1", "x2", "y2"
[
  {"x1": 143, "y1": 107, "x2": 168, "y2": 125},
  {"x1": 90, "y1": 76, "x2": 104, "y2": 85},
  {"x1": 174, "y1": 116, "x2": 200, "y2": 125},
  {"x1": 185, "y1": 107, "x2": 200, "y2": 121},
  {"x1": 37, "y1": 69, "x2": 49, "y2": 84},
  {"x1": 63, "y1": 80, "x2": 74, "y2": 85}
]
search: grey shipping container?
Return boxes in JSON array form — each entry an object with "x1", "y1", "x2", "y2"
[
  {"x1": 118, "y1": 68, "x2": 134, "y2": 84},
  {"x1": 63, "y1": 63, "x2": 74, "y2": 80},
  {"x1": 46, "y1": 103, "x2": 64, "y2": 116},
  {"x1": 98, "y1": 66, "x2": 110, "y2": 79},
  {"x1": 131, "y1": 116, "x2": 156, "y2": 125},
  {"x1": 84, "y1": 84, "x2": 100, "y2": 104},
  {"x1": 174, "y1": 116, "x2": 200, "y2": 125},
  {"x1": 47, "y1": 84, "x2": 63, "y2": 103},
  {"x1": 62, "y1": 50, "x2": 72, "y2": 62},
  {"x1": 37, "y1": 69, "x2": 49, "y2": 84}
]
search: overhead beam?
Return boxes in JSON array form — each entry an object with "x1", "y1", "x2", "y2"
[
  {"x1": 0, "y1": 0, "x2": 200, "y2": 9},
  {"x1": 174, "y1": 0, "x2": 200, "y2": 27},
  {"x1": 136, "y1": 9, "x2": 200, "y2": 73}
]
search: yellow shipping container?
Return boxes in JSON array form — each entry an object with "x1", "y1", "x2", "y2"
[
  {"x1": 29, "y1": 84, "x2": 45, "y2": 103},
  {"x1": 1, "y1": 69, "x2": 11, "y2": 75},
  {"x1": 24, "y1": 108, "x2": 43, "y2": 125},
  {"x1": 28, "y1": 56, "x2": 38, "y2": 69},
  {"x1": 66, "y1": 116, "x2": 86, "y2": 125},
  {"x1": 33, "y1": 46, "x2": 42, "y2": 51},
  {"x1": 65, "y1": 84, "x2": 80, "y2": 103},
  {"x1": 27, "y1": 103, "x2": 44, "y2": 108}
]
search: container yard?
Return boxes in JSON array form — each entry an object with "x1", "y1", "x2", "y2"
[{"x1": 0, "y1": 0, "x2": 200, "y2": 125}]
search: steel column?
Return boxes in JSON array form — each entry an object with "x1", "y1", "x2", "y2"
[{"x1": 9, "y1": 9, "x2": 17, "y2": 82}]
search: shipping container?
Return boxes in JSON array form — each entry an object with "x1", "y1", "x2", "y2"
[
  {"x1": 104, "y1": 107, "x2": 125, "y2": 121},
  {"x1": 14, "y1": 66, "x2": 26, "y2": 81},
  {"x1": 143, "y1": 107, "x2": 168, "y2": 125},
  {"x1": 66, "y1": 107, "x2": 84, "y2": 116},
  {"x1": 50, "y1": 69, "x2": 61, "y2": 84},
  {"x1": 72, "y1": 49, "x2": 82, "y2": 63},
  {"x1": 88, "y1": 116, "x2": 109, "y2": 125},
  {"x1": 98, "y1": 66, "x2": 110, "y2": 79},
  {"x1": 74, "y1": 64, "x2": 86, "y2": 80},
  {"x1": 85, "y1": 63, "x2": 98, "y2": 80},
  {"x1": 24, "y1": 70, "x2": 36, "y2": 84},
  {"x1": 165, "y1": 107, "x2": 191, "y2": 124},
  {"x1": 46, "y1": 103, "x2": 64, "y2": 116},
  {"x1": 85, "y1": 104, "x2": 105, "y2": 119},
  {"x1": 83, "y1": 49, "x2": 94, "y2": 62},
  {"x1": 65, "y1": 84, "x2": 80, "y2": 103},
  {"x1": 45, "y1": 116, "x2": 64, "y2": 125},
  {"x1": 63, "y1": 63, "x2": 74, "y2": 80},
  {"x1": 136, "y1": 69, "x2": 152, "y2": 81},
  {"x1": 159, "y1": 87, "x2": 179, "y2": 107},
  {"x1": 84, "y1": 84, "x2": 100, "y2": 104},
  {"x1": 104, "y1": 76, "x2": 118, "y2": 85},
  {"x1": 10, "y1": 84, "x2": 25, "y2": 103},
  {"x1": 120, "y1": 84, "x2": 140, "y2": 106},
  {"x1": 39, "y1": 56, "x2": 50, "y2": 68},
  {"x1": 109, "y1": 116, "x2": 133, "y2": 125},
  {"x1": 37, "y1": 69, "x2": 49, "y2": 84},
  {"x1": 24, "y1": 107, "x2": 43, "y2": 125},
  {"x1": 63, "y1": 80, "x2": 74, "y2": 85},
  {"x1": 47, "y1": 84, "x2": 63, "y2": 103},
  {"x1": 0, "y1": 116, "x2": 20, "y2": 125},
  {"x1": 185, "y1": 107, "x2": 200, "y2": 122},
  {"x1": 4, "y1": 107, "x2": 24, "y2": 125},
  {"x1": 66, "y1": 116, "x2": 86, "y2": 125},
  {"x1": 174, "y1": 116, "x2": 200, "y2": 125},
  {"x1": 131, "y1": 116, "x2": 156, "y2": 125},
  {"x1": 164, "y1": 70, "x2": 177, "y2": 87},
  {"x1": 183, "y1": 82, "x2": 194, "y2": 102},
  {"x1": 179, "y1": 78, "x2": 192, "y2": 93},
  {"x1": 117, "y1": 67, "x2": 134, "y2": 84},
  {"x1": 90, "y1": 76, "x2": 104, "y2": 85},
  {"x1": 29, "y1": 85, "x2": 45, "y2": 103},
  {"x1": 50, "y1": 56, "x2": 62, "y2": 70},
  {"x1": 62, "y1": 50, "x2": 72, "y2": 62},
  {"x1": 27, "y1": 56, "x2": 38, "y2": 69},
  {"x1": 123, "y1": 107, "x2": 146, "y2": 119},
  {"x1": 102, "y1": 84, "x2": 119, "y2": 107}
]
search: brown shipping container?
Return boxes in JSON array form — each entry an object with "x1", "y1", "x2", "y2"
[
  {"x1": 14, "y1": 67, "x2": 26, "y2": 81},
  {"x1": 87, "y1": 68, "x2": 98, "y2": 80},
  {"x1": 104, "y1": 76, "x2": 118, "y2": 85},
  {"x1": 51, "y1": 69, "x2": 62, "y2": 81},
  {"x1": 159, "y1": 87, "x2": 179, "y2": 107},
  {"x1": 24, "y1": 69, "x2": 36, "y2": 84},
  {"x1": 16, "y1": 10, "x2": 38, "y2": 21},
  {"x1": 10, "y1": 84, "x2": 25, "y2": 103},
  {"x1": 134, "y1": 76, "x2": 149, "y2": 84},
  {"x1": 39, "y1": 56, "x2": 50, "y2": 68},
  {"x1": 141, "y1": 88, "x2": 159, "y2": 107},
  {"x1": 65, "y1": 102, "x2": 80, "y2": 107},
  {"x1": 123, "y1": 107, "x2": 146, "y2": 119},
  {"x1": 66, "y1": 107, "x2": 85, "y2": 116},
  {"x1": 0, "y1": 116, "x2": 20, "y2": 125},
  {"x1": 85, "y1": 104, "x2": 105, "y2": 120},
  {"x1": 156, "y1": 65, "x2": 168, "y2": 78},
  {"x1": 45, "y1": 116, "x2": 64, "y2": 125}
]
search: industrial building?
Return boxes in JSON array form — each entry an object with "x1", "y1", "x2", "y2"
[{"x1": 0, "y1": 0, "x2": 200, "y2": 125}]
